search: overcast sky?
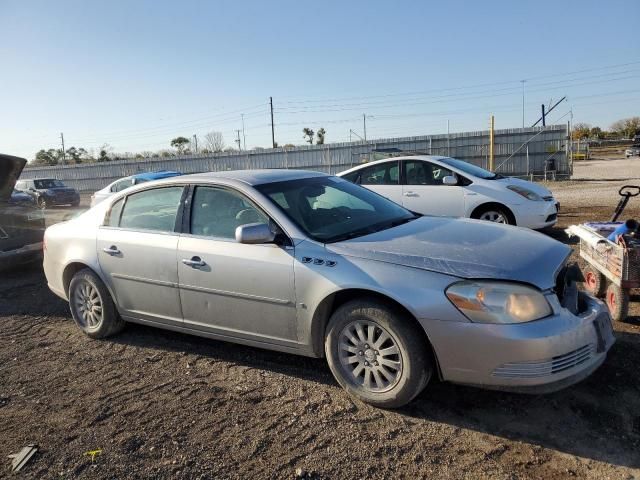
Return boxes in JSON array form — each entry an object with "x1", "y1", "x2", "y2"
[{"x1": 1, "y1": 0, "x2": 639, "y2": 159}]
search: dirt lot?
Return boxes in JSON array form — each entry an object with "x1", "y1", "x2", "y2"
[{"x1": 1, "y1": 157, "x2": 639, "y2": 479}]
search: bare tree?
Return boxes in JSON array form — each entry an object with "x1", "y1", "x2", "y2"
[
  {"x1": 203, "y1": 131, "x2": 225, "y2": 152},
  {"x1": 303, "y1": 127, "x2": 314, "y2": 144}
]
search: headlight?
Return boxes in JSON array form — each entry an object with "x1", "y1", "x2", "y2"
[
  {"x1": 446, "y1": 281, "x2": 552, "y2": 324},
  {"x1": 507, "y1": 185, "x2": 542, "y2": 201}
]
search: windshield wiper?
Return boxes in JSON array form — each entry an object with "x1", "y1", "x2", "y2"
[
  {"x1": 326, "y1": 216, "x2": 418, "y2": 243},
  {"x1": 325, "y1": 227, "x2": 378, "y2": 243}
]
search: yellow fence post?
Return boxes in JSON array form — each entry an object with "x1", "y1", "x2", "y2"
[{"x1": 489, "y1": 115, "x2": 495, "y2": 171}]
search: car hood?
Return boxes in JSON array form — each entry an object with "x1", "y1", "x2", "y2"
[
  {"x1": 494, "y1": 176, "x2": 553, "y2": 197},
  {"x1": 327, "y1": 217, "x2": 570, "y2": 290},
  {"x1": 0, "y1": 154, "x2": 27, "y2": 202}
]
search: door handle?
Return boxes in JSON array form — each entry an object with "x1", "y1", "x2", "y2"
[
  {"x1": 102, "y1": 246, "x2": 121, "y2": 255},
  {"x1": 404, "y1": 191, "x2": 418, "y2": 197},
  {"x1": 182, "y1": 256, "x2": 206, "y2": 268}
]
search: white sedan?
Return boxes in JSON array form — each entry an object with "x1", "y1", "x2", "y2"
[{"x1": 338, "y1": 155, "x2": 559, "y2": 229}]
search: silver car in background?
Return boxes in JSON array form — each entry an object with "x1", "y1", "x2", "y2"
[{"x1": 43, "y1": 170, "x2": 614, "y2": 408}]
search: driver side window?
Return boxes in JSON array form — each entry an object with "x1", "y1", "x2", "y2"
[{"x1": 190, "y1": 186, "x2": 269, "y2": 239}]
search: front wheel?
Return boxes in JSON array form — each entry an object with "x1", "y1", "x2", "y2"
[
  {"x1": 325, "y1": 299, "x2": 433, "y2": 408},
  {"x1": 69, "y1": 268, "x2": 125, "y2": 338},
  {"x1": 473, "y1": 206, "x2": 512, "y2": 225}
]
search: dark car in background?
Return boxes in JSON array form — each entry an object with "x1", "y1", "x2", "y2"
[
  {"x1": 15, "y1": 178, "x2": 80, "y2": 209},
  {"x1": 0, "y1": 154, "x2": 45, "y2": 269},
  {"x1": 10, "y1": 188, "x2": 36, "y2": 206}
]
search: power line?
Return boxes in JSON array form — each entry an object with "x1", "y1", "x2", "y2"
[{"x1": 278, "y1": 60, "x2": 640, "y2": 105}]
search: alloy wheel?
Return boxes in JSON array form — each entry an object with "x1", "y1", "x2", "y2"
[
  {"x1": 72, "y1": 281, "x2": 104, "y2": 328},
  {"x1": 479, "y1": 210, "x2": 508, "y2": 223},
  {"x1": 338, "y1": 320, "x2": 403, "y2": 392}
]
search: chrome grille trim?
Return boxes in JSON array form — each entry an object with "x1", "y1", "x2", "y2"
[{"x1": 492, "y1": 344, "x2": 596, "y2": 378}]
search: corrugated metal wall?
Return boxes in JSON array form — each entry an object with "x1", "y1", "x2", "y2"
[{"x1": 20, "y1": 125, "x2": 568, "y2": 191}]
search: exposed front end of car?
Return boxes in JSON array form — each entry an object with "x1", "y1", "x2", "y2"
[
  {"x1": 0, "y1": 203, "x2": 45, "y2": 269},
  {"x1": 425, "y1": 289, "x2": 614, "y2": 392}
]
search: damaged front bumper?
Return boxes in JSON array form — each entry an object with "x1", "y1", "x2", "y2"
[{"x1": 425, "y1": 292, "x2": 615, "y2": 393}]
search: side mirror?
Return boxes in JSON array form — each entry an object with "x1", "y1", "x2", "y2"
[
  {"x1": 442, "y1": 175, "x2": 457, "y2": 186},
  {"x1": 235, "y1": 223, "x2": 275, "y2": 244}
]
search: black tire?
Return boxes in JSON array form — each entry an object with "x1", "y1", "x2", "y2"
[
  {"x1": 69, "y1": 268, "x2": 125, "y2": 339},
  {"x1": 605, "y1": 283, "x2": 629, "y2": 322},
  {"x1": 583, "y1": 265, "x2": 606, "y2": 297},
  {"x1": 325, "y1": 299, "x2": 433, "y2": 409},
  {"x1": 472, "y1": 205, "x2": 513, "y2": 225}
]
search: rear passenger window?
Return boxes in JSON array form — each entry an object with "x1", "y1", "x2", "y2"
[
  {"x1": 119, "y1": 187, "x2": 183, "y2": 232},
  {"x1": 190, "y1": 187, "x2": 268, "y2": 239},
  {"x1": 359, "y1": 161, "x2": 399, "y2": 185},
  {"x1": 106, "y1": 199, "x2": 124, "y2": 227}
]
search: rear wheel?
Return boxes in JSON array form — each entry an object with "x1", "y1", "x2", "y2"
[
  {"x1": 325, "y1": 299, "x2": 433, "y2": 408},
  {"x1": 69, "y1": 269, "x2": 124, "y2": 338},
  {"x1": 605, "y1": 283, "x2": 629, "y2": 322},
  {"x1": 583, "y1": 266, "x2": 606, "y2": 297}
]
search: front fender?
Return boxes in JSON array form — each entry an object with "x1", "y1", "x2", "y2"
[{"x1": 293, "y1": 242, "x2": 469, "y2": 354}]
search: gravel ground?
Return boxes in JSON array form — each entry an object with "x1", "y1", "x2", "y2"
[
  {"x1": 1, "y1": 159, "x2": 639, "y2": 479},
  {"x1": 544, "y1": 156, "x2": 640, "y2": 210}
]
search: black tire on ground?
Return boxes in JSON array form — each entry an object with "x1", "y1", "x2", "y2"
[
  {"x1": 605, "y1": 283, "x2": 629, "y2": 322},
  {"x1": 324, "y1": 298, "x2": 433, "y2": 409},
  {"x1": 471, "y1": 206, "x2": 513, "y2": 225},
  {"x1": 583, "y1": 265, "x2": 606, "y2": 297},
  {"x1": 68, "y1": 268, "x2": 125, "y2": 339}
]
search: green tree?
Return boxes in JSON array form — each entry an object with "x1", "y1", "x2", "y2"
[
  {"x1": 66, "y1": 146, "x2": 91, "y2": 164},
  {"x1": 33, "y1": 149, "x2": 62, "y2": 165},
  {"x1": 589, "y1": 127, "x2": 603, "y2": 139},
  {"x1": 170, "y1": 136, "x2": 190, "y2": 154},
  {"x1": 302, "y1": 128, "x2": 314, "y2": 144},
  {"x1": 316, "y1": 128, "x2": 326, "y2": 145}
]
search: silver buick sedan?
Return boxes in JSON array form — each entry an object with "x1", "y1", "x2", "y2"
[{"x1": 43, "y1": 170, "x2": 615, "y2": 408}]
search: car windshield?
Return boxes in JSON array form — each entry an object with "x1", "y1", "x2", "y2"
[
  {"x1": 438, "y1": 157, "x2": 502, "y2": 179},
  {"x1": 256, "y1": 176, "x2": 418, "y2": 243},
  {"x1": 34, "y1": 179, "x2": 65, "y2": 189}
]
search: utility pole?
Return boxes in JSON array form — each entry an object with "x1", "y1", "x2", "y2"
[
  {"x1": 192, "y1": 134, "x2": 198, "y2": 153},
  {"x1": 235, "y1": 129, "x2": 242, "y2": 151},
  {"x1": 269, "y1": 97, "x2": 276, "y2": 148},
  {"x1": 363, "y1": 114, "x2": 367, "y2": 141},
  {"x1": 521, "y1": 80, "x2": 526, "y2": 128},
  {"x1": 541, "y1": 104, "x2": 546, "y2": 127},
  {"x1": 60, "y1": 132, "x2": 66, "y2": 165},
  {"x1": 531, "y1": 96, "x2": 566, "y2": 127},
  {"x1": 241, "y1": 114, "x2": 246, "y2": 151},
  {"x1": 447, "y1": 120, "x2": 450, "y2": 156}
]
